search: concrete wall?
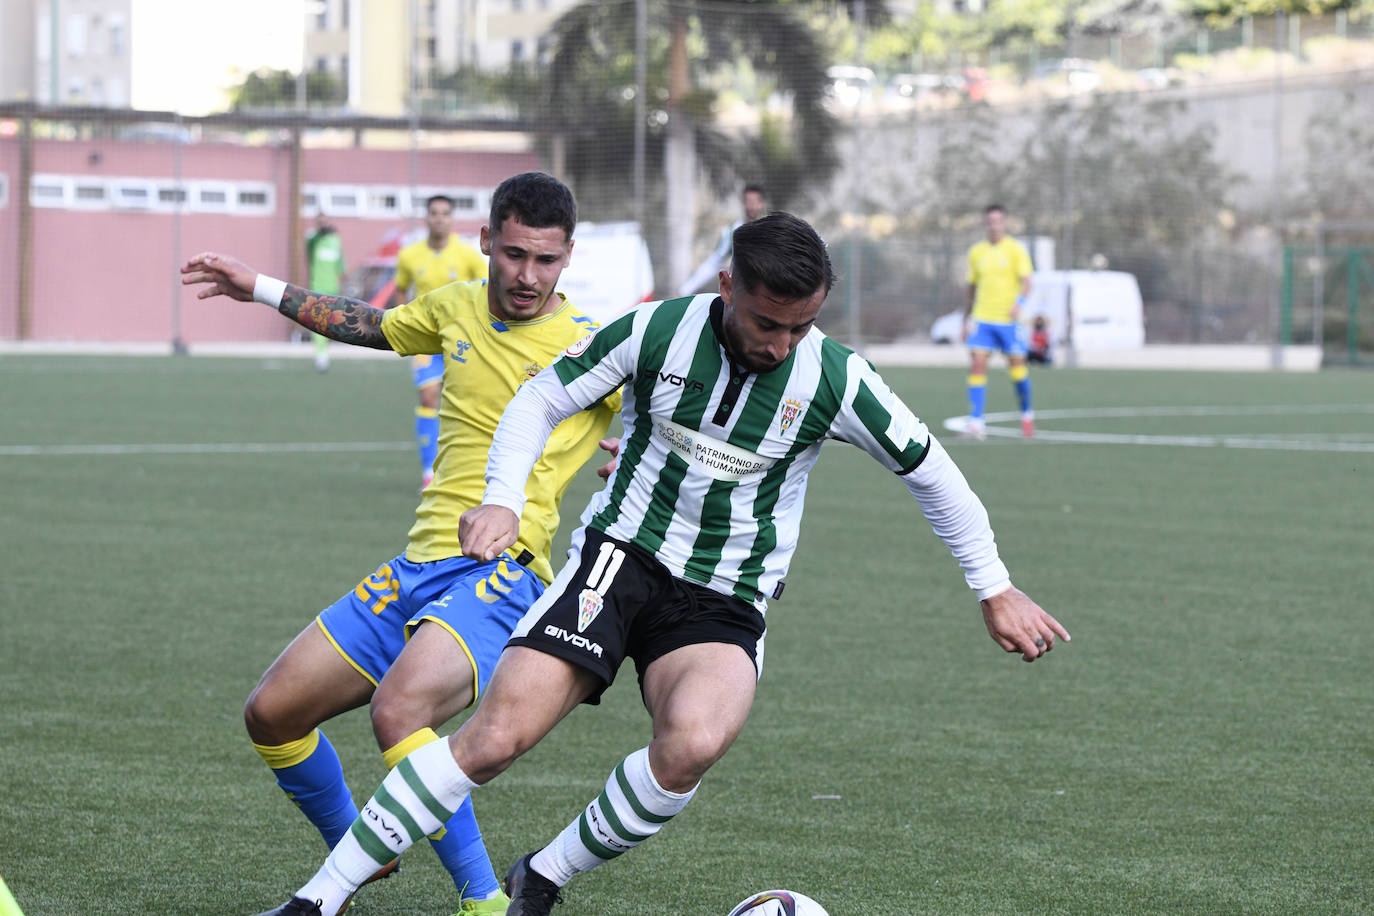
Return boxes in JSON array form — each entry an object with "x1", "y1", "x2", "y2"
[{"x1": 0, "y1": 136, "x2": 539, "y2": 342}]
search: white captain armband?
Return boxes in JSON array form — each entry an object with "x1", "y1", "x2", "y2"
[{"x1": 252, "y1": 274, "x2": 288, "y2": 308}]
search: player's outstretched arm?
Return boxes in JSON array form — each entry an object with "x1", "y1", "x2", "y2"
[
  {"x1": 980, "y1": 586, "x2": 1070, "y2": 662},
  {"x1": 181, "y1": 252, "x2": 392, "y2": 350}
]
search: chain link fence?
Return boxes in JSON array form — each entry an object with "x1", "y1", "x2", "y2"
[{"x1": 1, "y1": 6, "x2": 1371, "y2": 361}]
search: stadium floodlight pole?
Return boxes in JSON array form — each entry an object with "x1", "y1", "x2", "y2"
[
  {"x1": 170, "y1": 113, "x2": 187, "y2": 355},
  {"x1": 633, "y1": 0, "x2": 646, "y2": 239},
  {"x1": 846, "y1": 0, "x2": 866, "y2": 353},
  {"x1": 49, "y1": 0, "x2": 58, "y2": 105},
  {"x1": 1270, "y1": 10, "x2": 1286, "y2": 369}
]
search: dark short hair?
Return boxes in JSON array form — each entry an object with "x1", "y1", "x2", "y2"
[
  {"x1": 488, "y1": 172, "x2": 577, "y2": 240},
  {"x1": 743, "y1": 183, "x2": 766, "y2": 198},
  {"x1": 426, "y1": 194, "x2": 454, "y2": 211},
  {"x1": 731, "y1": 212, "x2": 835, "y2": 299},
  {"x1": 985, "y1": 203, "x2": 1006, "y2": 216}
]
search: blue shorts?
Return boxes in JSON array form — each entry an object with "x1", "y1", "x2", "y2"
[
  {"x1": 411, "y1": 354, "x2": 445, "y2": 389},
  {"x1": 316, "y1": 551, "x2": 543, "y2": 705},
  {"x1": 966, "y1": 321, "x2": 1027, "y2": 358}
]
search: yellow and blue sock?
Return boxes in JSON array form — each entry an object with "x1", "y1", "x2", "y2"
[
  {"x1": 1009, "y1": 364, "x2": 1032, "y2": 413},
  {"x1": 253, "y1": 730, "x2": 358, "y2": 849},
  {"x1": 415, "y1": 406, "x2": 439, "y2": 476},
  {"x1": 967, "y1": 373, "x2": 988, "y2": 420},
  {"x1": 384, "y1": 729, "x2": 500, "y2": 903}
]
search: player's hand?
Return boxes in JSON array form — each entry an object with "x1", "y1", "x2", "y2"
[
  {"x1": 180, "y1": 252, "x2": 257, "y2": 302},
  {"x1": 596, "y1": 437, "x2": 622, "y2": 479},
  {"x1": 980, "y1": 586, "x2": 1070, "y2": 662},
  {"x1": 458, "y1": 505, "x2": 520, "y2": 562}
]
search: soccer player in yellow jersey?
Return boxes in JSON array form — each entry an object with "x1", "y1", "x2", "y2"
[
  {"x1": 392, "y1": 194, "x2": 490, "y2": 488},
  {"x1": 182, "y1": 173, "x2": 618, "y2": 916},
  {"x1": 963, "y1": 203, "x2": 1035, "y2": 438}
]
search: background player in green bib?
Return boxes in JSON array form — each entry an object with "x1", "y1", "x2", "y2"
[
  {"x1": 392, "y1": 194, "x2": 490, "y2": 488},
  {"x1": 256, "y1": 213, "x2": 1071, "y2": 916},
  {"x1": 305, "y1": 212, "x2": 345, "y2": 373},
  {"x1": 182, "y1": 173, "x2": 619, "y2": 916},
  {"x1": 963, "y1": 203, "x2": 1035, "y2": 438}
]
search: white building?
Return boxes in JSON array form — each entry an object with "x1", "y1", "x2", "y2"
[
  {"x1": 304, "y1": 0, "x2": 580, "y2": 117},
  {"x1": 32, "y1": 0, "x2": 132, "y2": 107}
]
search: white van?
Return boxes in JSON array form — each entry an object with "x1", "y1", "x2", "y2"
[
  {"x1": 929, "y1": 269, "x2": 1144, "y2": 350},
  {"x1": 1028, "y1": 270, "x2": 1144, "y2": 349}
]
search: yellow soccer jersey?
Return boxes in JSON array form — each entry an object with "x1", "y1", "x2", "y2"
[
  {"x1": 966, "y1": 237, "x2": 1033, "y2": 324},
  {"x1": 381, "y1": 281, "x2": 620, "y2": 584},
  {"x1": 394, "y1": 236, "x2": 488, "y2": 299}
]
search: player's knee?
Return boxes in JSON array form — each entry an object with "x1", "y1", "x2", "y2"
[
  {"x1": 244, "y1": 684, "x2": 301, "y2": 746},
  {"x1": 368, "y1": 689, "x2": 426, "y2": 749},
  {"x1": 654, "y1": 726, "x2": 731, "y2": 790},
  {"x1": 452, "y1": 714, "x2": 533, "y2": 783}
]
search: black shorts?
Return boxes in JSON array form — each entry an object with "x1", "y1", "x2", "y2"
[{"x1": 508, "y1": 527, "x2": 767, "y2": 704}]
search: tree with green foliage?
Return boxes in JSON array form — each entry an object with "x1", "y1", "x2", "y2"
[
  {"x1": 1185, "y1": 0, "x2": 1372, "y2": 27},
  {"x1": 527, "y1": 0, "x2": 852, "y2": 290},
  {"x1": 230, "y1": 68, "x2": 345, "y2": 111},
  {"x1": 1302, "y1": 88, "x2": 1374, "y2": 224}
]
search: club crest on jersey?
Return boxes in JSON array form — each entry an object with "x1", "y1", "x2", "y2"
[
  {"x1": 523, "y1": 362, "x2": 543, "y2": 379},
  {"x1": 451, "y1": 339, "x2": 473, "y2": 363},
  {"x1": 779, "y1": 397, "x2": 806, "y2": 434},
  {"x1": 577, "y1": 588, "x2": 603, "y2": 632},
  {"x1": 565, "y1": 330, "x2": 595, "y2": 357}
]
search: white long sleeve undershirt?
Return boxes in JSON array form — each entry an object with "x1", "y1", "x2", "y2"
[
  {"x1": 482, "y1": 369, "x2": 582, "y2": 516},
  {"x1": 482, "y1": 370, "x2": 1010, "y2": 600},
  {"x1": 899, "y1": 436, "x2": 1011, "y2": 599}
]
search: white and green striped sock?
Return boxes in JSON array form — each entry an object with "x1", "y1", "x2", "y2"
[
  {"x1": 531, "y1": 747, "x2": 696, "y2": 885},
  {"x1": 295, "y1": 737, "x2": 477, "y2": 913}
]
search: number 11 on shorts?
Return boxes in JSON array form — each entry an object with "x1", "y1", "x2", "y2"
[{"x1": 578, "y1": 542, "x2": 625, "y2": 633}]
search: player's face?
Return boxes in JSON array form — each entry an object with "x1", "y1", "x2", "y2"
[
  {"x1": 984, "y1": 208, "x2": 1006, "y2": 242},
  {"x1": 718, "y1": 272, "x2": 826, "y2": 374},
  {"x1": 480, "y1": 217, "x2": 573, "y2": 322},
  {"x1": 426, "y1": 201, "x2": 454, "y2": 240},
  {"x1": 742, "y1": 190, "x2": 767, "y2": 221}
]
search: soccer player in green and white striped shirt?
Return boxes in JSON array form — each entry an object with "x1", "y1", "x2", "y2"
[{"x1": 259, "y1": 212, "x2": 1070, "y2": 916}]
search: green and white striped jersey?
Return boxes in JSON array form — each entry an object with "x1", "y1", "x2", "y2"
[{"x1": 542, "y1": 294, "x2": 938, "y2": 606}]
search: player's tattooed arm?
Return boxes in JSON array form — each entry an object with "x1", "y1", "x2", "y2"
[{"x1": 279, "y1": 284, "x2": 392, "y2": 350}]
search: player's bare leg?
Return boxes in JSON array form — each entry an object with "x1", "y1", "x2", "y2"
[
  {"x1": 245, "y1": 624, "x2": 376, "y2": 852},
  {"x1": 641, "y1": 642, "x2": 758, "y2": 791},
  {"x1": 506, "y1": 642, "x2": 758, "y2": 915},
  {"x1": 370, "y1": 622, "x2": 508, "y2": 911},
  {"x1": 265, "y1": 648, "x2": 594, "y2": 916}
]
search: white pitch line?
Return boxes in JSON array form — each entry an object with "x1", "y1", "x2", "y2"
[
  {"x1": 942, "y1": 405, "x2": 1374, "y2": 454},
  {"x1": 0, "y1": 441, "x2": 412, "y2": 457}
]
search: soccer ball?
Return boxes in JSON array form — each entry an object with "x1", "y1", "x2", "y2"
[{"x1": 727, "y1": 889, "x2": 830, "y2": 916}]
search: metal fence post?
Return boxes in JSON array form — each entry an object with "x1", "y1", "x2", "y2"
[{"x1": 16, "y1": 109, "x2": 32, "y2": 340}]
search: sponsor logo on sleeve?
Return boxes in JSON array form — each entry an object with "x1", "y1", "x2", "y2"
[{"x1": 565, "y1": 330, "x2": 595, "y2": 357}]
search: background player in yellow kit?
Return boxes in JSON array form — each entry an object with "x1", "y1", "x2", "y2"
[
  {"x1": 963, "y1": 203, "x2": 1035, "y2": 438},
  {"x1": 392, "y1": 194, "x2": 489, "y2": 488},
  {"x1": 182, "y1": 172, "x2": 617, "y2": 915}
]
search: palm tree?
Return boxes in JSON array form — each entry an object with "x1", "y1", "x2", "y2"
[{"x1": 537, "y1": 0, "x2": 853, "y2": 290}]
